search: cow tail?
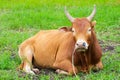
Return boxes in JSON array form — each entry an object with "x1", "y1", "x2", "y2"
[{"x1": 16, "y1": 62, "x2": 24, "y2": 70}]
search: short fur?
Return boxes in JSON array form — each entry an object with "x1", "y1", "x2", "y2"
[
  {"x1": 18, "y1": 7, "x2": 103, "y2": 75},
  {"x1": 18, "y1": 19, "x2": 103, "y2": 75}
]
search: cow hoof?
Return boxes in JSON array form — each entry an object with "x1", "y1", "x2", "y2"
[
  {"x1": 56, "y1": 69, "x2": 69, "y2": 75},
  {"x1": 23, "y1": 69, "x2": 35, "y2": 75},
  {"x1": 32, "y1": 68, "x2": 40, "y2": 74},
  {"x1": 27, "y1": 71, "x2": 35, "y2": 75}
]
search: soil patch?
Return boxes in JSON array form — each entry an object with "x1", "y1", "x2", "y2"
[{"x1": 99, "y1": 40, "x2": 115, "y2": 53}]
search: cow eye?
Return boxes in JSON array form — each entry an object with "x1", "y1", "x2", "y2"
[
  {"x1": 72, "y1": 28, "x2": 75, "y2": 32},
  {"x1": 72, "y1": 28, "x2": 76, "y2": 35},
  {"x1": 88, "y1": 28, "x2": 91, "y2": 33}
]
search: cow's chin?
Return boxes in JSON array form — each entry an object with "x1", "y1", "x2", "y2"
[{"x1": 75, "y1": 48, "x2": 87, "y2": 53}]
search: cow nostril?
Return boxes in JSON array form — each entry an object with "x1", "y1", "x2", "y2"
[
  {"x1": 82, "y1": 42, "x2": 86, "y2": 47},
  {"x1": 76, "y1": 43, "x2": 79, "y2": 46}
]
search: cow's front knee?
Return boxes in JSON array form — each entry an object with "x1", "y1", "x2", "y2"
[
  {"x1": 96, "y1": 61, "x2": 103, "y2": 69},
  {"x1": 68, "y1": 66, "x2": 78, "y2": 75},
  {"x1": 55, "y1": 67, "x2": 78, "y2": 75},
  {"x1": 92, "y1": 61, "x2": 103, "y2": 71},
  {"x1": 53, "y1": 60, "x2": 78, "y2": 75},
  {"x1": 55, "y1": 69, "x2": 69, "y2": 75}
]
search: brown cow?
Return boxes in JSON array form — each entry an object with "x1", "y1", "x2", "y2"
[{"x1": 18, "y1": 5, "x2": 103, "y2": 75}]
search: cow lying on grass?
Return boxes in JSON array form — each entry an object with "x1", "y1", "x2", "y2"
[{"x1": 18, "y1": 5, "x2": 103, "y2": 75}]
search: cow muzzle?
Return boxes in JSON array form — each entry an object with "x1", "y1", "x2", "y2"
[{"x1": 75, "y1": 40, "x2": 89, "y2": 52}]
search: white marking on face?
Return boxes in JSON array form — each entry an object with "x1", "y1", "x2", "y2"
[
  {"x1": 84, "y1": 42, "x2": 89, "y2": 49},
  {"x1": 87, "y1": 28, "x2": 91, "y2": 34},
  {"x1": 72, "y1": 28, "x2": 76, "y2": 36},
  {"x1": 75, "y1": 39, "x2": 89, "y2": 51}
]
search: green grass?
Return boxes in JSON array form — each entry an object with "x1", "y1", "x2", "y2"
[{"x1": 0, "y1": 0, "x2": 120, "y2": 80}]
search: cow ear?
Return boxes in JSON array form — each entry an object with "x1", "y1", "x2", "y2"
[
  {"x1": 59, "y1": 27, "x2": 72, "y2": 32},
  {"x1": 91, "y1": 21, "x2": 96, "y2": 28},
  {"x1": 59, "y1": 27, "x2": 68, "y2": 32}
]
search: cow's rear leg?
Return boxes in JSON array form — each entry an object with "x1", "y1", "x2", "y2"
[
  {"x1": 53, "y1": 60, "x2": 78, "y2": 75},
  {"x1": 19, "y1": 46, "x2": 35, "y2": 74},
  {"x1": 32, "y1": 68, "x2": 40, "y2": 74}
]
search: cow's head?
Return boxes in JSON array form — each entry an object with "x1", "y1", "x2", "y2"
[{"x1": 65, "y1": 5, "x2": 96, "y2": 52}]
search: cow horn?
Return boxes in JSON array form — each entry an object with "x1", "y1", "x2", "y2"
[
  {"x1": 87, "y1": 5, "x2": 96, "y2": 21},
  {"x1": 65, "y1": 6, "x2": 75, "y2": 22}
]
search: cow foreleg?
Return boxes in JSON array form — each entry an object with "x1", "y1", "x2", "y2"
[
  {"x1": 95, "y1": 60, "x2": 103, "y2": 69},
  {"x1": 92, "y1": 60, "x2": 103, "y2": 71},
  {"x1": 53, "y1": 60, "x2": 78, "y2": 75},
  {"x1": 55, "y1": 69, "x2": 69, "y2": 75}
]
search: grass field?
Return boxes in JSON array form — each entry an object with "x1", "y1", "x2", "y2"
[{"x1": 0, "y1": 0, "x2": 120, "y2": 80}]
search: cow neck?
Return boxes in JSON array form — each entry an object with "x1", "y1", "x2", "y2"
[{"x1": 74, "y1": 51, "x2": 90, "y2": 72}]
